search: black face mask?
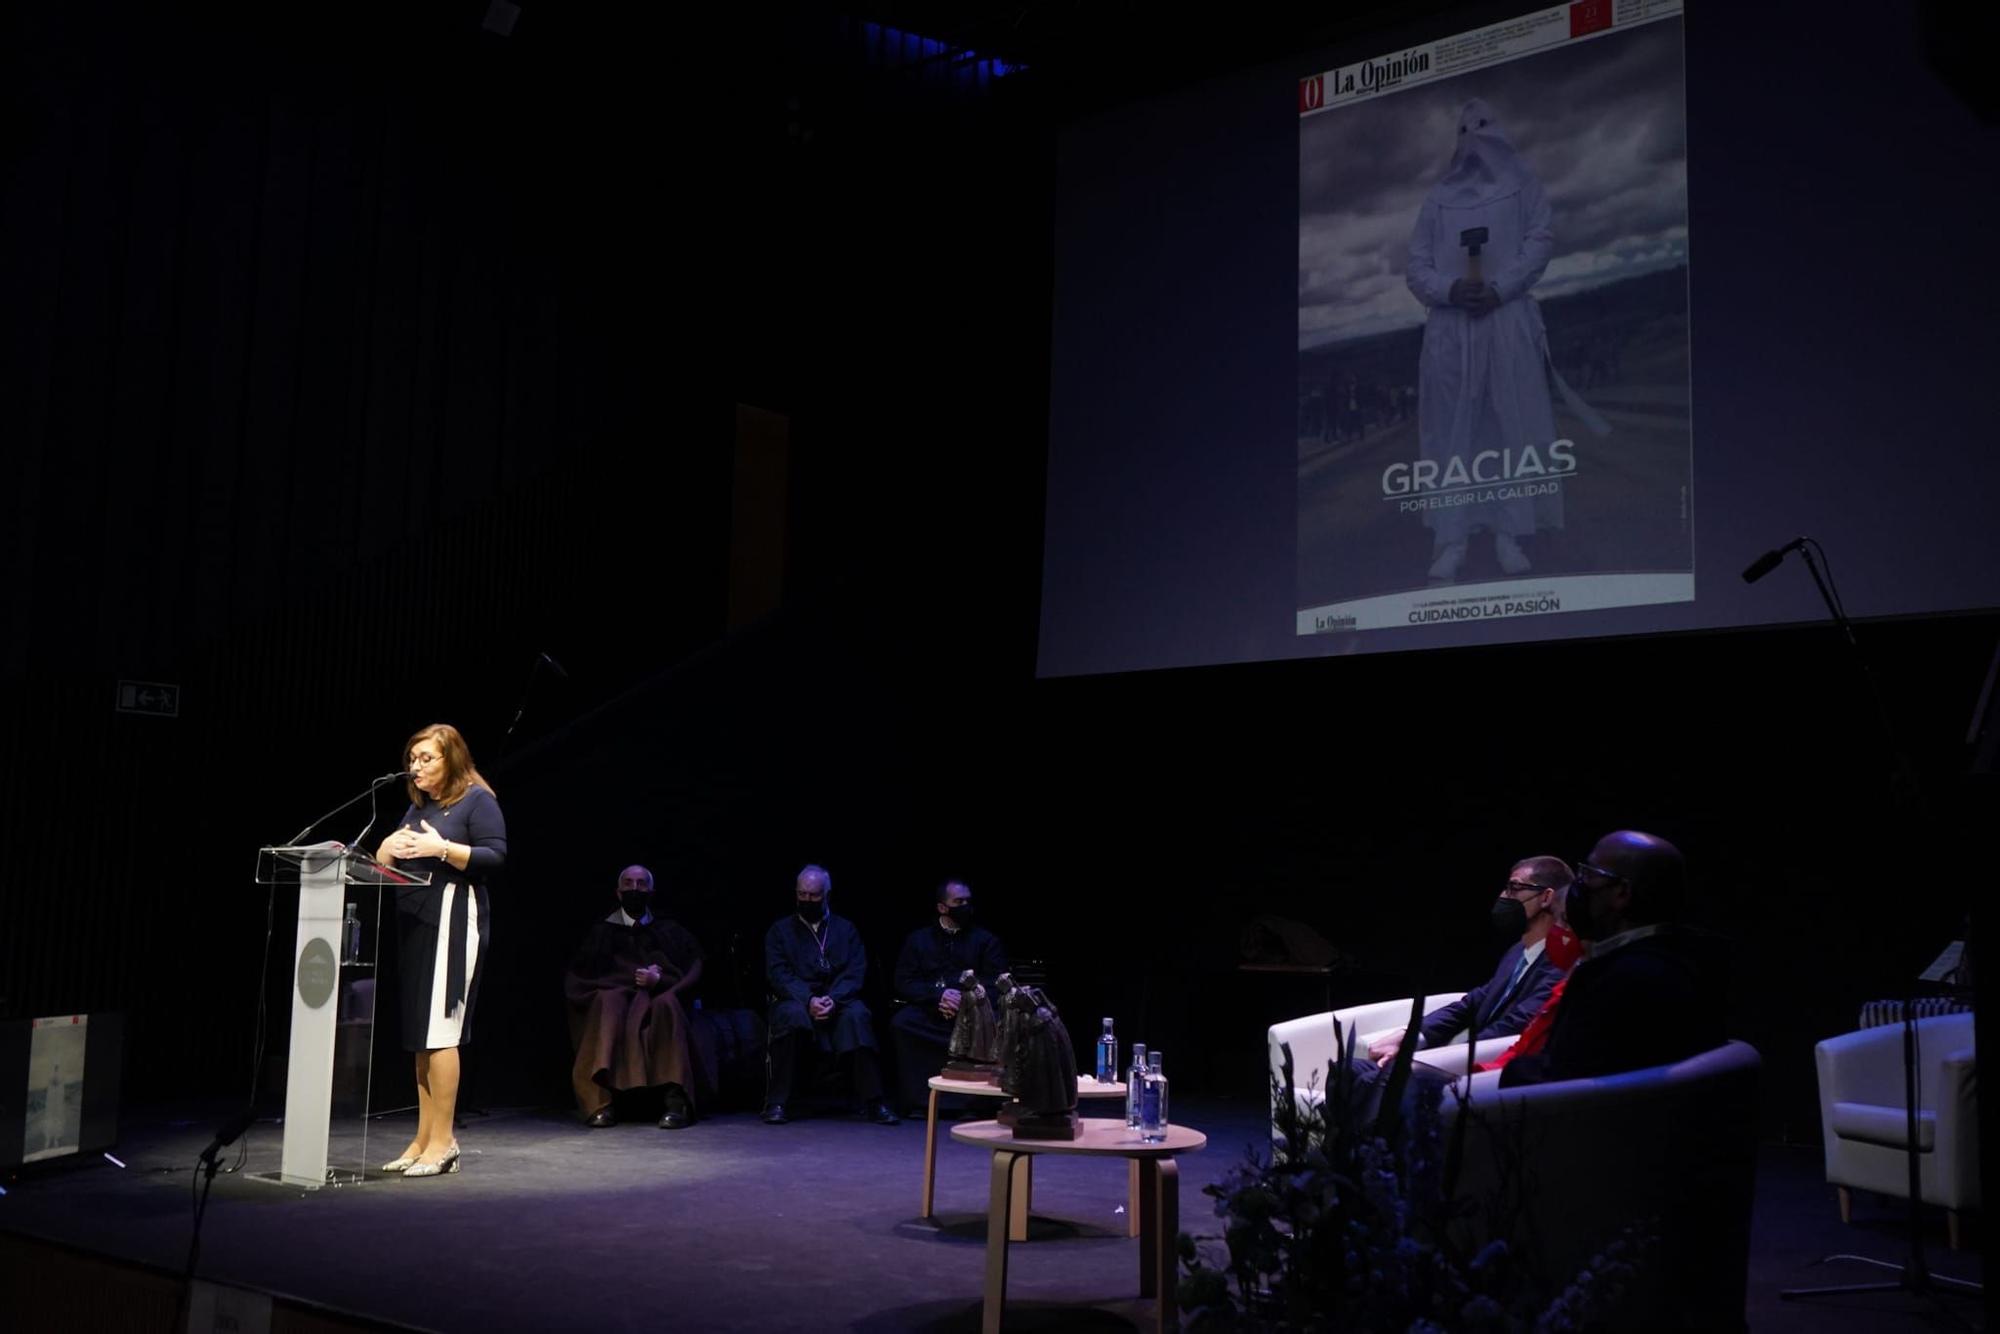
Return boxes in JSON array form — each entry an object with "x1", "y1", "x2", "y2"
[
  {"x1": 946, "y1": 904, "x2": 975, "y2": 926},
  {"x1": 619, "y1": 893, "x2": 651, "y2": 919},
  {"x1": 1565, "y1": 880, "x2": 1601, "y2": 941},
  {"x1": 1490, "y1": 896, "x2": 1529, "y2": 944},
  {"x1": 796, "y1": 900, "x2": 825, "y2": 923}
]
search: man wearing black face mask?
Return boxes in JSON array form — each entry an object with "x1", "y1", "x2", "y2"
[
  {"x1": 564, "y1": 865, "x2": 705, "y2": 1128},
  {"x1": 1500, "y1": 830, "x2": 1727, "y2": 1087},
  {"x1": 763, "y1": 865, "x2": 898, "y2": 1125},
  {"x1": 1366, "y1": 855, "x2": 1571, "y2": 1069},
  {"x1": 889, "y1": 880, "x2": 1010, "y2": 1118}
]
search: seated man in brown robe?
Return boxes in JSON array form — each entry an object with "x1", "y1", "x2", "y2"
[{"x1": 565, "y1": 865, "x2": 705, "y2": 1129}]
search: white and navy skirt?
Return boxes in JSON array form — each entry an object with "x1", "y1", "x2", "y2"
[{"x1": 395, "y1": 880, "x2": 489, "y2": 1051}]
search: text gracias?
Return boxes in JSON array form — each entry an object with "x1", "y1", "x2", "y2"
[{"x1": 1384, "y1": 440, "x2": 1574, "y2": 512}]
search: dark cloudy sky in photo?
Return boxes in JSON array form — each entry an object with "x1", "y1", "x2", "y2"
[{"x1": 1300, "y1": 18, "x2": 1687, "y2": 351}]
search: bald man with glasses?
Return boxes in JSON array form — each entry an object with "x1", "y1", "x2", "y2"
[{"x1": 1499, "y1": 830, "x2": 1728, "y2": 1087}]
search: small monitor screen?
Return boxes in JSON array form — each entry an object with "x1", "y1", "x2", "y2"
[
  {"x1": 0, "y1": 1013, "x2": 124, "y2": 1168},
  {"x1": 25, "y1": 1015, "x2": 89, "y2": 1163}
]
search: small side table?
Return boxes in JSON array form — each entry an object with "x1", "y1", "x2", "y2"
[
  {"x1": 921, "y1": 1074, "x2": 1131, "y2": 1239},
  {"x1": 952, "y1": 1117, "x2": 1206, "y2": 1334}
]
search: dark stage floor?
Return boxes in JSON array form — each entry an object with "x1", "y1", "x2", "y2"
[{"x1": 0, "y1": 1098, "x2": 1985, "y2": 1332}]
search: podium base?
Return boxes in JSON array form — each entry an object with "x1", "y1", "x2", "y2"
[{"x1": 246, "y1": 1168, "x2": 381, "y2": 1191}]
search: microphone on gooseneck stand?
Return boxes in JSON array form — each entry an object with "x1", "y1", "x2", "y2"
[
  {"x1": 348, "y1": 772, "x2": 420, "y2": 861},
  {"x1": 284, "y1": 772, "x2": 412, "y2": 848},
  {"x1": 1740, "y1": 537, "x2": 1807, "y2": 585}
]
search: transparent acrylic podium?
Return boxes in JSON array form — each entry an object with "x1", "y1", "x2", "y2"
[{"x1": 253, "y1": 842, "x2": 429, "y2": 1188}]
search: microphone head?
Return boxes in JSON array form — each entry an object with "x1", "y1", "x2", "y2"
[
  {"x1": 1741, "y1": 548, "x2": 1785, "y2": 584},
  {"x1": 539, "y1": 652, "x2": 569, "y2": 679}
]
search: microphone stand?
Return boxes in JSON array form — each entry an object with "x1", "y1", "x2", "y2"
[
  {"x1": 495, "y1": 653, "x2": 558, "y2": 770},
  {"x1": 1969, "y1": 633, "x2": 2000, "y2": 1334},
  {"x1": 1797, "y1": 541, "x2": 1918, "y2": 803},
  {"x1": 282, "y1": 773, "x2": 409, "y2": 849},
  {"x1": 1774, "y1": 540, "x2": 1980, "y2": 1318}
]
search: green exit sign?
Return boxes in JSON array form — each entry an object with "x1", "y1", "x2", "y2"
[{"x1": 115, "y1": 681, "x2": 179, "y2": 717}]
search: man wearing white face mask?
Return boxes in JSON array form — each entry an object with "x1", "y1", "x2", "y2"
[{"x1": 1405, "y1": 97, "x2": 1566, "y2": 584}]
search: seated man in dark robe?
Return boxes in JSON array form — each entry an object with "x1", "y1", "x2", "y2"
[
  {"x1": 890, "y1": 879, "x2": 1009, "y2": 1117},
  {"x1": 565, "y1": 865, "x2": 705, "y2": 1129},
  {"x1": 1500, "y1": 830, "x2": 1729, "y2": 1088},
  {"x1": 763, "y1": 865, "x2": 898, "y2": 1126}
]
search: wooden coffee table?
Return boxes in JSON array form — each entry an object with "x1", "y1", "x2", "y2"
[
  {"x1": 922, "y1": 1074, "x2": 1130, "y2": 1240},
  {"x1": 951, "y1": 1117, "x2": 1206, "y2": 1334}
]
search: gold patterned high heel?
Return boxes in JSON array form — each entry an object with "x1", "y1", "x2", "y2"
[
  {"x1": 380, "y1": 1152, "x2": 420, "y2": 1173},
  {"x1": 403, "y1": 1141, "x2": 461, "y2": 1178}
]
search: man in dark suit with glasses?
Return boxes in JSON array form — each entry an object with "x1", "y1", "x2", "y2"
[{"x1": 1367, "y1": 854, "x2": 1574, "y2": 1072}]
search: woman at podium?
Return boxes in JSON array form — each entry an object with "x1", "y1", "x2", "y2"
[{"x1": 375, "y1": 722, "x2": 508, "y2": 1177}]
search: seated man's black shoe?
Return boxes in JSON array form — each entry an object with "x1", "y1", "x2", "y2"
[
  {"x1": 863, "y1": 1101, "x2": 900, "y2": 1126},
  {"x1": 659, "y1": 1087, "x2": 695, "y2": 1130},
  {"x1": 585, "y1": 1108, "x2": 616, "y2": 1128},
  {"x1": 761, "y1": 1103, "x2": 790, "y2": 1125}
]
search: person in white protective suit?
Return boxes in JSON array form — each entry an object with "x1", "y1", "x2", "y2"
[{"x1": 1405, "y1": 98, "x2": 1565, "y2": 583}]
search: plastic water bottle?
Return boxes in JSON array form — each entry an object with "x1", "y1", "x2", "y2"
[
  {"x1": 1096, "y1": 1017, "x2": 1117, "y2": 1084},
  {"x1": 1125, "y1": 1044, "x2": 1147, "y2": 1128},
  {"x1": 1140, "y1": 1050, "x2": 1168, "y2": 1142},
  {"x1": 341, "y1": 902, "x2": 362, "y2": 966}
]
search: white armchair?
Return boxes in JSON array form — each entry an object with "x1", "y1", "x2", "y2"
[
  {"x1": 1266, "y1": 993, "x2": 1518, "y2": 1122},
  {"x1": 1815, "y1": 1012, "x2": 1979, "y2": 1248},
  {"x1": 1451, "y1": 1041, "x2": 1762, "y2": 1331},
  {"x1": 1267, "y1": 1004, "x2": 1762, "y2": 1329}
]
